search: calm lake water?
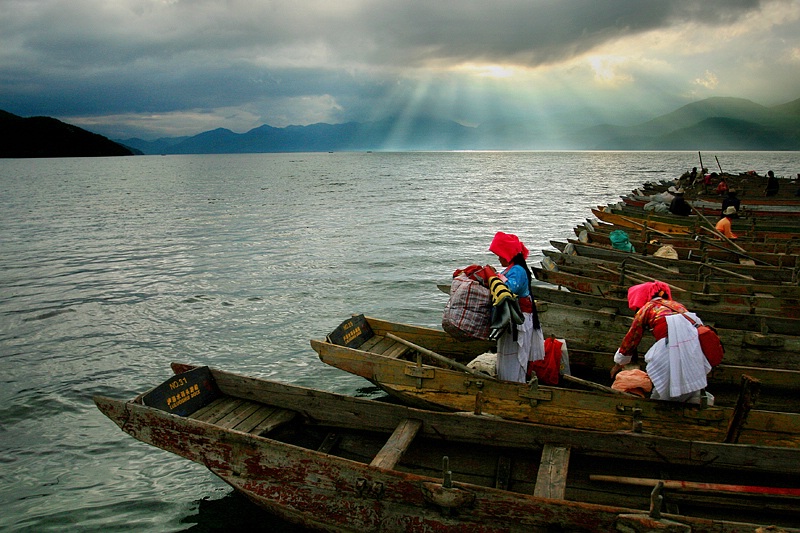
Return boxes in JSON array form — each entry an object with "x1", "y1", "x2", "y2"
[{"x1": 1, "y1": 151, "x2": 798, "y2": 532}]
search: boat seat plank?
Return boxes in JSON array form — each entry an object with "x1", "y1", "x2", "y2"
[
  {"x1": 251, "y1": 408, "x2": 296, "y2": 437},
  {"x1": 382, "y1": 341, "x2": 411, "y2": 359},
  {"x1": 216, "y1": 401, "x2": 263, "y2": 430},
  {"x1": 189, "y1": 397, "x2": 244, "y2": 424},
  {"x1": 358, "y1": 336, "x2": 384, "y2": 352},
  {"x1": 369, "y1": 336, "x2": 403, "y2": 356},
  {"x1": 370, "y1": 418, "x2": 423, "y2": 470},
  {"x1": 233, "y1": 405, "x2": 279, "y2": 434},
  {"x1": 534, "y1": 445, "x2": 571, "y2": 500}
]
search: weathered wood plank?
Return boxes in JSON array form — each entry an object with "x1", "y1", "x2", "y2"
[
  {"x1": 251, "y1": 408, "x2": 296, "y2": 436},
  {"x1": 216, "y1": 400, "x2": 262, "y2": 430},
  {"x1": 534, "y1": 444, "x2": 571, "y2": 499},
  {"x1": 233, "y1": 405, "x2": 278, "y2": 433},
  {"x1": 369, "y1": 418, "x2": 422, "y2": 470},
  {"x1": 189, "y1": 397, "x2": 244, "y2": 424}
]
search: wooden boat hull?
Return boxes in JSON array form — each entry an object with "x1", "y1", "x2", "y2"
[
  {"x1": 623, "y1": 195, "x2": 800, "y2": 219},
  {"x1": 533, "y1": 264, "x2": 800, "y2": 319},
  {"x1": 578, "y1": 223, "x2": 800, "y2": 254},
  {"x1": 531, "y1": 300, "x2": 800, "y2": 380},
  {"x1": 312, "y1": 316, "x2": 800, "y2": 447},
  {"x1": 551, "y1": 239, "x2": 798, "y2": 283},
  {"x1": 592, "y1": 208, "x2": 800, "y2": 240},
  {"x1": 532, "y1": 278, "x2": 800, "y2": 336},
  {"x1": 576, "y1": 229, "x2": 800, "y2": 268},
  {"x1": 95, "y1": 363, "x2": 800, "y2": 532}
]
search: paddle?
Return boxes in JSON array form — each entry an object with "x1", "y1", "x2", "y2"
[
  {"x1": 385, "y1": 333, "x2": 498, "y2": 381},
  {"x1": 589, "y1": 475, "x2": 800, "y2": 497},
  {"x1": 715, "y1": 155, "x2": 723, "y2": 174},
  {"x1": 561, "y1": 374, "x2": 636, "y2": 397},
  {"x1": 597, "y1": 264, "x2": 686, "y2": 294},
  {"x1": 689, "y1": 204, "x2": 751, "y2": 256}
]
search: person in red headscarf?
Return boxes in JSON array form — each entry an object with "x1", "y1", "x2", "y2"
[
  {"x1": 488, "y1": 231, "x2": 545, "y2": 382},
  {"x1": 612, "y1": 281, "x2": 711, "y2": 403}
]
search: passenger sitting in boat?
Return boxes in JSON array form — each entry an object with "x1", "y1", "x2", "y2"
[
  {"x1": 610, "y1": 281, "x2": 711, "y2": 404},
  {"x1": 488, "y1": 231, "x2": 545, "y2": 383},
  {"x1": 720, "y1": 189, "x2": 740, "y2": 217},
  {"x1": 715, "y1": 177, "x2": 729, "y2": 196},
  {"x1": 715, "y1": 206, "x2": 738, "y2": 240},
  {"x1": 667, "y1": 188, "x2": 691, "y2": 216}
]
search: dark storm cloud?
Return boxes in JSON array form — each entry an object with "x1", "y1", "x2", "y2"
[{"x1": 1, "y1": 0, "x2": 796, "y2": 137}]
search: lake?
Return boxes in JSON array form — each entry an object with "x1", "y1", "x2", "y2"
[{"x1": 1, "y1": 151, "x2": 798, "y2": 531}]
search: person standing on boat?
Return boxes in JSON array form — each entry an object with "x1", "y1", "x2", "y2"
[
  {"x1": 765, "y1": 170, "x2": 779, "y2": 196},
  {"x1": 488, "y1": 231, "x2": 545, "y2": 383},
  {"x1": 610, "y1": 281, "x2": 711, "y2": 403},
  {"x1": 715, "y1": 206, "x2": 738, "y2": 240}
]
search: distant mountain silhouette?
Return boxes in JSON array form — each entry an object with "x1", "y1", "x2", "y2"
[
  {"x1": 8, "y1": 96, "x2": 798, "y2": 156},
  {"x1": 118, "y1": 96, "x2": 799, "y2": 153},
  {"x1": 0, "y1": 111, "x2": 135, "y2": 158}
]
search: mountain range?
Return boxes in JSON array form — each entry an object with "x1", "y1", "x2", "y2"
[
  {"x1": 119, "y1": 97, "x2": 800, "y2": 154},
  {"x1": 2, "y1": 96, "x2": 799, "y2": 157}
]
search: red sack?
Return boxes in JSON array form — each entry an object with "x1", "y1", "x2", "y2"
[
  {"x1": 697, "y1": 324, "x2": 724, "y2": 367},
  {"x1": 527, "y1": 337, "x2": 562, "y2": 385}
]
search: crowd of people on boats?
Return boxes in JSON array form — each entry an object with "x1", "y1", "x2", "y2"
[
  {"x1": 443, "y1": 166, "x2": 799, "y2": 404},
  {"x1": 446, "y1": 231, "x2": 715, "y2": 406}
]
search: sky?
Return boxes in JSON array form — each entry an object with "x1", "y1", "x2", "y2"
[{"x1": 2, "y1": 0, "x2": 800, "y2": 140}]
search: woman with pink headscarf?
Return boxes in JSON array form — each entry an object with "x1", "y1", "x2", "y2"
[
  {"x1": 488, "y1": 231, "x2": 545, "y2": 382},
  {"x1": 612, "y1": 281, "x2": 711, "y2": 403}
]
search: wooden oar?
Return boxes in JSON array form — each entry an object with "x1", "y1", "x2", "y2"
[
  {"x1": 596, "y1": 265, "x2": 687, "y2": 293},
  {"x1": 385, "y1": 333, "x2": 498, "y2": 381},
  {"x1": 689, "y1": 204, "x2": 750, "y2": 255},
  {"x1": 697, "y1": 262, "x2": 756, "y2": 281},
  {"x1": 589, "y1": 475, "x2": 800, "y2": 497},
  {"x1": 561, "y1": 374, "x2": 635, "y2": 397}
]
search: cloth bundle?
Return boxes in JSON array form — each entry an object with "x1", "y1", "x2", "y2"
[{"x1": 487, "y1": 276, "x2": 524, "y2": 341}]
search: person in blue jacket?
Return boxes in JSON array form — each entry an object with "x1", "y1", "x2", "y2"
[{"x1": 488, "y1": 231, "x2": 545, "y2": 382}]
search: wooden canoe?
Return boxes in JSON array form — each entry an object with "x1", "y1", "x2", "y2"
[
  {"x1": 622, "y1": 194, "x2": 800, "y2": 219},
  {"x1": 576, "y1": 228, "x2": 800, "y2": 268},
  {"x1": 533, "y1": 264, "x2": 800, "y2": 319},
  {"x1": 95, "y1": 363, "x2": 800, "y2": 532},
  {"x1": 543, "y1": 246, "x2": 798, "y2": 290},
  {"x1": 435, "y1": 282, "x2": 800, "y2": 389},
  {"x1": 532, "y1": 278, "x2": 800, "y2": 336},
  {"x1": 534, "y1": 262, "x2": 800, "y2": 317},
  {"x1": 577, "y1": 223, "x2": 800, "y2": 255},
  {"x1": 550, "y1": 239, "x2": 798, "y2": 283},
  {"x1": 592, "y1": 208, "x2": 800, "y2": 240},
  {"x1": 579, "y1": 216, "x2": 800, "y2": 244},
  {"x1": 610, "y1": 203, "x2": 800, "y2": 234},
  {"x1": 311, "y1": 315, "x2": 800, "y2": 448},
  {"x1": 530, "y1": 300, "x2": 800, "y2": 380},
  {"x1": 562, "y1": 235, "x2": 800, "y2": 271}
]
